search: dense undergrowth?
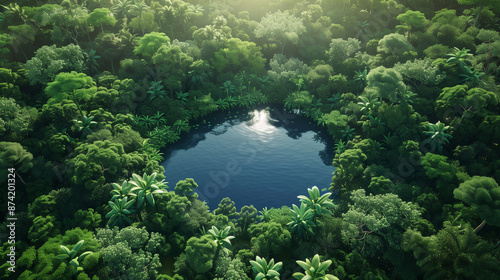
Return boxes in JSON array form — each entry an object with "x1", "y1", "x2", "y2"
[{"x1": 1, "y1": 0, "x2": 500, "y2": 279}]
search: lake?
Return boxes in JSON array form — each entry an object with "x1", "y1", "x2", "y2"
[{"x1": 161, "y1": 105, "x2": 336, "y2": 211}]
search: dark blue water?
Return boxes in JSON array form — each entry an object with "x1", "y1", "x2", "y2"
[{"x1": 161, "y1": 106, "x2": 335, "y2": 210}]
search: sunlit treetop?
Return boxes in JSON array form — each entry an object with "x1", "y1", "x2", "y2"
[{"x1": 254, "y1": 10, "x2": 305, "y2": 53}]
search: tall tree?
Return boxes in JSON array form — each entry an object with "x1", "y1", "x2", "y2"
[
  {"x1": 454, "y1": 176, "x2": 500, "y2": 233},
  {"x1": 87, "y1": 8, "x2": 117, "y2": 33}
]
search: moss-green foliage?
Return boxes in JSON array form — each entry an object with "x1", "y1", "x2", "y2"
[
  {"x1": 16, "y1": 228, "x2": 100, "y2": 280},
  {"x1": 454, "y1": 176, "x2": 500, "y2": 227},
  {"x1": 96, "y1": 226, "x2": 164, "y2": 280},
  {"x1": 25, "y1": 44, "x2": 87, "y2": 85},
  {"x1": 0, "y1": 97, "x2": 38, "y2": 142},
  {"x1": 0, "y1": 141, "x2": 33, "y2": 181},
  {"x1": 184, "y1": 235, "x2": 217, "y2": 274},
  {"x1": 402, "y1": 223, "x2": 500, "y2": 280},
  {"x1": 342, "y1": 189, "x2": 423, "y2": 257},
  {"x1": 67, "y1": 140, "x2": 147, "y2": 190},
  {"x1": 174, "y1": 178, "x2": 199, "y2": 201},
  {"x1": 248, "y1": 222, "x2": 292, "y2": 258}
]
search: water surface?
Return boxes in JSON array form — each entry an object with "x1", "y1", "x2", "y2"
[{"x1": 161, "y1": 106, "x2": 335, "y2": 210}]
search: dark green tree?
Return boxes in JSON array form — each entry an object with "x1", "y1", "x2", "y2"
[{"x1": 454, "y1": 176, "x2": 500, "y2": 233}]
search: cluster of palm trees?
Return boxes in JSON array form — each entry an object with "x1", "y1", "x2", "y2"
[
  {"x1": 106, "y1": 172, "x2": 167, "y2": 227},
  {"x1": 205, "y1": 224, "x2": 339, "y2": 280},
  {"x1": 249, "y1": 254, "x2": 338, "y2": 280}
]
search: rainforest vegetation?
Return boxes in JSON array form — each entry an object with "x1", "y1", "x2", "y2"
[{"x1": 1, "y1": 0, "x2": 500, "y2": 279}]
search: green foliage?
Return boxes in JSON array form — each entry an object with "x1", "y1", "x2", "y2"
[
  {"x1": 129, "y1": 11, "x2": 158, "y2": 35},
  {"x1": 397, "y1": 10, "x2": 427, "y2": 39},
  {"x1": 249, "y1": 256, "x2": 282, "y2": 280},
  {"x1": 297, "y1": 186, "x2": 335, "y2": 220},
  {"x1": 67, "y1": 140, "x2": 146, "y2": 190},
  {"x1": 18, "y1": 228, "x2": 100, "y2": 280},
  {"x1": 55, "y1": 240, "x2": 93, "y2": 272},
  {"x1": 0, "y1": 141, "x2": 33, "y2": 181},
  {"x1": 377, "y1": 33, "x2": 414, "y2": 57},
  {"x1": 393, "y1": 58, "x2": 445, "y2": 87},
  {"x1": 96, "y1": 226, "x2": 163, "y2": 279},
  {"x1": 254, "y1": 11, "x2": 305, "y2": 53},
  {"x1": 357, "y1": 93, "x2": 381, "y2": 115},
  {"x1": 87, "y1": 8, "x2": 117, "y2": 32},
  {"x1": 268, "y1": 54, "x2": 309, "y2": 83},
  {"x1": 293, "y1": 254, "x2": 339, "y2": 280},
  {"x1": 129, "y1": 172, "x2": 168, "y2": 208},
  {"x1": 147, "y1": 80, "x2": 168, "y2": 101},
  {"x1": 454, "y1": 176, "x2": 500, "y2": 227},
  {"x1": 25, "y1": 44, "x2": 87, "y2": 85},
  {"x1": 288, "y1": 203, "x2": 315, "y2": 240},
  {"x1": 208, "y1": 225, "x2": 235, "y2": 253},
  {"x1": 134, "y1": 32, "x2": 170, "y2": 58},
  {"x1": 174, "y1": 178, "x2": 199, "y2": 200},
  {"x1": 284, "y1": 91, "x2": 313, "y2": 110},
  {"x1": 402, "y1": 223, "x2": 500, "y2": 280},
  {"x1": 446, "y1": 47, "x2": 473, "y2": 70},
  {"x1": 212, "y1": 38, "x2": 266, "y2": 75},
  {"x1": 365, "y1": 66, "x2": 406, "y2": 103},
  {"x1": 248, "y1": 222, "x2": 292, "y2": 258},
  {"x1": 342, "y1": 189, "x2": 423, "y2": 256},
  {"x1": 105, "y1": 196, "x2": 136, "y2": 228},
  {"x1": 326, "y1": 38, "x2": 361, "y2": 69},
  {"x1": 214, "y1": 197, "x2": 238, "y2": 219},
  {"x1": 420, "y1": 153, "x2": 461, "y2": 201},
  {"x1": 237, "y1": 205, "x2": 258, "y2": 235},
  {"x1": 0, "y1": 97, "x2": 38, "y2": 142},
  {"x1": 424, "y1": 121, "x2": 452, "y2": 153},
  {"x1": 184, "y1": 235, "x2": 217, "y2": 274},
  {"x1": 28, "y1": 215, "x2": 60, "y2": 246}
]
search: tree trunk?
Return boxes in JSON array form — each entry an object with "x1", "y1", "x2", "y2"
[{"x1": 474, "y1": 219, "x2": 486, "y2": 234}]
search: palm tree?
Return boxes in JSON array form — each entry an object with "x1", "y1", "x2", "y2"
[
  {"x1": 215, "y1": 98, "x2": 230, "y2": 110},
  {"x1": 353, "y1": 68, "x2": 368, "y2": 91},
  {"x1": 250, "y1": 256, "x2": 283, "y2": 280},
  {"x1": 176, "y1": 91, "x2": 189, "y2": 104},
  {"x1": 148, "y1": 80, "x2": 168, "y2": 101},
  {"x1": 73, "y1": 115, "x2": 97, "y2": 139},
  {"x1": 327, "y1": 93, "x2": 341, "y2": 109},
  {"x1": 288, "y1": 203, "x2": 315, "y2": 240},
  {"x1": 424, "y1": 121, "x2": 452, "y2": 153},
  {"x1": 110, "y1": 180, "x2": 135, "y2": 202},
  {"x1": 220, "y1": 80, "x2": 235, "y2": 97},
  {"x1": 334, "y1": 140, "x2": 346, "y2": 154},
  {"x1": 208, "y1": 225, "x2": 235, "y2": 253},
  {"x1": 55, "y1": 240, "x2": 93, "y2": 273},
  {"x1": 111, "y1": 0, "x2": 134, "y2": 20},
  {"x1": 129, "y1": 0, "x2": 149, "y2": 17},
  {"x1": 459, "y1": 65, "x2": 484, "y2": 84},
  {"x1": 84, "y1": 49, "x2": 100, "y2": 76},
  {"x1": 292, "y1": 254, "x2": 339, "y2": 280},
  {"x1": 446, "y1": 47, "x2": 472, "y2": 70},
  {"x1": 208, "y1": 225, "x2": 235, "y2": 269},
  {"x1": 297, "y1": 186, "x2": 335, "y2": 223},
  {"x1": 129, "y1": 172, "x2": 167, "y2": 209},
  {"x1": 258, "y1": 207, "x2": 271, "y2": 222},
  {"x1": 173, "y1": 119, "x2": 190, "y2": 133},
  {"x1": 105, "y1": 197, "x2": 136, "y2": 227},
  {"x1": 340, "y1": 125, "x2": 356, "y2": 141},
  {"x1": 357, "y1": 93, "x2": 381, "y2": 115}
]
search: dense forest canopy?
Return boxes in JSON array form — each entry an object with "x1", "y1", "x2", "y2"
[{"x1": 1, "y1": 0, "x2": 500, "y2": 279}]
